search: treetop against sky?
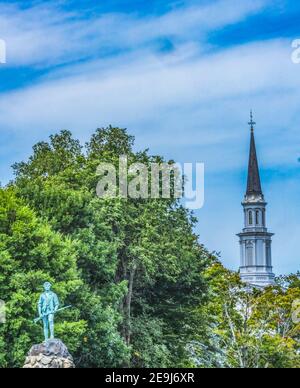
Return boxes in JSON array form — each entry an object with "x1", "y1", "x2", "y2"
[{"x1": 0, "y1": 0, "x2": 299, "y2": 273}]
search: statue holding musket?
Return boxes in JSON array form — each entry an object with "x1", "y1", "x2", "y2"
[
  {"x1": 34, "y1": 282, "x2": 72, "y2": 342},
  {"x1": 37, "y1": 282, "x2": 59, "y2": 341}
]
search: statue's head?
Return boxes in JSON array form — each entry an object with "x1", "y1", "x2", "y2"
[{"x1": 43, "y1": 282, "x2": 52, "y2": 292}]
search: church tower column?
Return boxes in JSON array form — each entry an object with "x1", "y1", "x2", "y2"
[{"x1": 237, "y1": 112, "x2": 275, "y2": 287}]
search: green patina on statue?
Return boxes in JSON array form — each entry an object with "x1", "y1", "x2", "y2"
[
  {"x1": 34, "y1": 282, "x2": 72, "y2": 342},
  {"x1": 37, "y1": 282, "x2": 60, "y2": 341}
]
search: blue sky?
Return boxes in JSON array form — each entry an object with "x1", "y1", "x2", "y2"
[{"x1": 0, "y1": 0, "x2": 299, "y2": 274}]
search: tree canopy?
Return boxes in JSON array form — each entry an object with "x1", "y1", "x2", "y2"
[
  {"x1": 0, "y1": 126, "x2": 298, "y2": 368},
  {"x1": 6, "y1": 127, "x2": 212, "y2": 367}
]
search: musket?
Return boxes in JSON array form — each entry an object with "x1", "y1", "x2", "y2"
[{"x1": 33, "y1": 305, "x2": 72, "y2": 324}]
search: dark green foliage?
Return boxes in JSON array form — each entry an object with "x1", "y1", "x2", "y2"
[
  {"x1": 0, "y1": 188, "x2": 85, "y2": 367},
  {"x1": 6, "y1": 127, "x2": 210, "y2": 367},
  {"x1": 2, "y1": 126, "x2": 298, "y2": 368}
]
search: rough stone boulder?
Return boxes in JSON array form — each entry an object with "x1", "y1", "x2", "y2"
[{"x1": 23, "y1": 339, "x2": 75, "y2": 369}]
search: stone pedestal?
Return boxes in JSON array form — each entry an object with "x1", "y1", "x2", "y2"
[{"x1": 23, "y1": 339, "x2": 75, "y2": 369}]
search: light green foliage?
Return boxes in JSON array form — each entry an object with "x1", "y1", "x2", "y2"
[
  {"x1": 10, "y1": 127, "x2": 211, "y2": 367},
  {"x1": 6, "y1": 126, "x2": 298, "y2": 368},
  {"x1": 0, "y1": 188, "x2": 85, "y2": 367},
  {"x1": 193, "y1": 261, "x2": 300, "y2": 368}
]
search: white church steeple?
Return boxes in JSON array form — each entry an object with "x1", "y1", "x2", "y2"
[{"x1": 237, "y1": 112, "x2": 275, "y2": 287}]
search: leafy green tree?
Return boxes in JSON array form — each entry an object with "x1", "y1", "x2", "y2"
[
  {"x1": 3, "y1": 126, "x2": 298, "y2": 369},
  {"x1": 12, "y1": 127, "x2": 211, "y2": 367},
  {"x1": 192, "y1": 261, "x2": 300, "y2": 368},
  {"x1": 0, "y1": 188, "x2": 86, "y2": 367}
]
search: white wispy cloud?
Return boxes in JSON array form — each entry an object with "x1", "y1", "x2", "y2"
[
  {"x1": 0, "y1": 38, "x2": 298, "y2": 167},
  {"x1": 0, "y1": 0, "x2": 269, "y2": 67},
  {"x1": 0, "y1": 0, "x2": 297, "y2": 178},
  {"x1": 0, "y1": 0, "x2": 299, "y2": 274}
]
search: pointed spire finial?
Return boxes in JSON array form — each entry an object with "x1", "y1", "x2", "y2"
[
  {"x1": 248, "y1": 110, "x2": 256, "y2": 132},
  {"x1": 246, "y1": 109, "x2": 263, "y2": 198}
]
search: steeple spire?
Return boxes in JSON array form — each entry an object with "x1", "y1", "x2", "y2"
[
  {"x1": 248, "y1": 110, "x2": 256, "y2": 132},
  {"x1": 238, "y1": 111, "x2": 275, "y2": 288},
  {"x1": 246, "y1": 111, "x2": 263, "y2": 197}
]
